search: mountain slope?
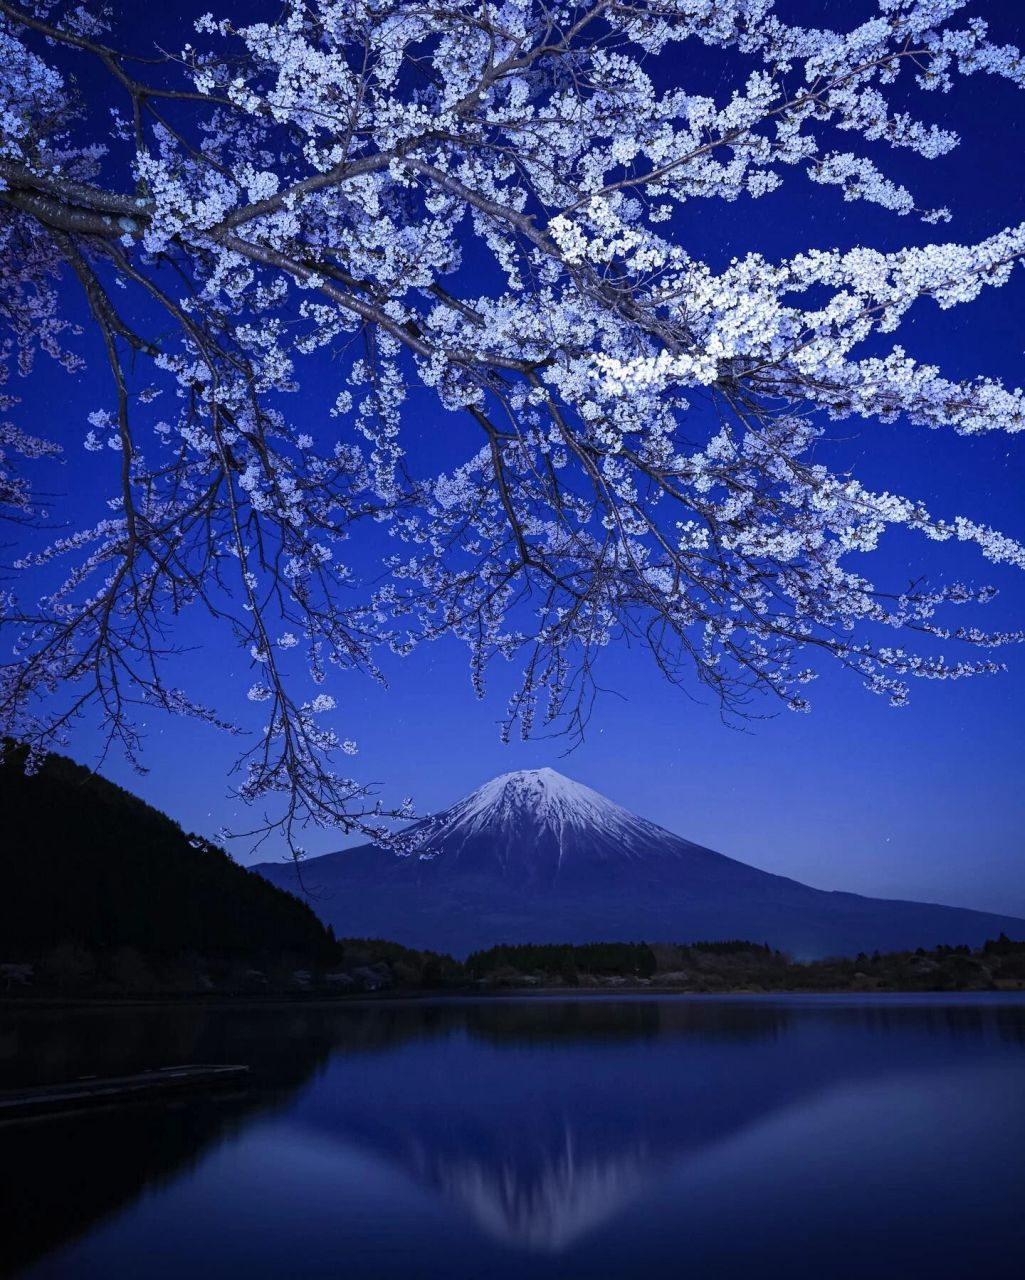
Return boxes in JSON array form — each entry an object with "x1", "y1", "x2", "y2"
[
  {"x1": 254, "y1": 768, "x2": 1025, "y2": 959},
  {"x1": 0, "y1": 743, "x2": 335, "y2": 961}
]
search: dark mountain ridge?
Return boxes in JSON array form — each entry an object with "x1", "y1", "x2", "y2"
[
  {"x1": 0, "y1": 743, "x2": 335, "y2": 964},
  {"x1": 255, "y1": 767, "x2": 1025, "y2": 959}
]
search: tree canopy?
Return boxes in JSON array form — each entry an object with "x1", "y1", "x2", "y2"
[{"x1": 1, "y1": 1, "x2": 1024, "y2": 848}]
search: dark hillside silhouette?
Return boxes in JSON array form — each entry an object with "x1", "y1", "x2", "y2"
[{"x1": 0, "y1": 743, "x2": 334, "y2": 964}]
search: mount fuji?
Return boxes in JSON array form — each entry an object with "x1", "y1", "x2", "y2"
[{"x1": 254, "y1": 767, "x2": 1025, "y2": 958}]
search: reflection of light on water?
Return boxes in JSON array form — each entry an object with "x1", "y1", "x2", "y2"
[{"x1": 413, "y1": 1123, "x2": 653, "y2": 1251}]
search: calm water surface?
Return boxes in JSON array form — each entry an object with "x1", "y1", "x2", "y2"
[{"x1": 2, "y1": 995, "x2": 1024, "y2": 1279}]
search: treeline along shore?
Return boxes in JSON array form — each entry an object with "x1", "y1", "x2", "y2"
[{"x1": 5, "y1": 936, "x2": 1025, "y2": 1001}]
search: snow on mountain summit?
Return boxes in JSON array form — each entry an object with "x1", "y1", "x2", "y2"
[
  {"x1": 395, "y1": 765, "x2": 712, "y2": 885},
  {"x1": 438, "y1": 768, "x2": 645, "y2": 840}
]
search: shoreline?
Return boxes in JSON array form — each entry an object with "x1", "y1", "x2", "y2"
[{"x1": 4, "y1": 983, "x2": 1025, "y2": 1011}]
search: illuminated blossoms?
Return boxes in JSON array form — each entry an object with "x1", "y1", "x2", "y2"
[{"x1": 1, "y1": 0, "x2": 1024, "y2": 844}]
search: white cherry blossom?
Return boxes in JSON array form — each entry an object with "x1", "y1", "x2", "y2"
[{"x1": 0, "y1": 0, "x2": 1023, "y2": 848}]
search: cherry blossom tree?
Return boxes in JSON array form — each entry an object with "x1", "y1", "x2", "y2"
[{"x1": 1, "y1": 0, "x2": 1024, "y2": 849}]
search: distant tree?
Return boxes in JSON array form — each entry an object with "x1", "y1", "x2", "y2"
[
  {"x1": 2, "y1": 2, "x2": 1025, "y2": 847},
  {"x1": 107, "y1": 945, "x2": 156, "y2": 992},
  {"x1": 984, "y1": 932, "x2": 1025, "y2": 956},
  {"x1": 43, "y1": 940, "x2": 96, "y2": 990}
]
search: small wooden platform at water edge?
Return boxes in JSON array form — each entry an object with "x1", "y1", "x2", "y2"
[{"x1": 0, "y1": 1063, "x2": 250, "y2": 1119}]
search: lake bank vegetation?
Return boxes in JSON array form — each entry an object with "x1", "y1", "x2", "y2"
[
  {"x1": 5, "y1": 936, "x2": 1025, "y2": 1001},
  {"x1": 464, "y1": 938, "x2": 1025, "y2": 994}
]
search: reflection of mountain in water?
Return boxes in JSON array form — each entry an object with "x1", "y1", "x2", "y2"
[
  {"x1": 284, "y1": 999, "x2": 797, "y2": 1249},
  {"x1": 288, "y1": 998, "x2": 1024, "y2": 1252},
  {"x1": 4, "y1": 998, "x2": 1023, "y2": 1269},
  {"x1": 421, "y1": 1124, "x2": 652, "y2": 1250}
]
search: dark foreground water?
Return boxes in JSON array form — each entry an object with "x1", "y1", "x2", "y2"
[{"x1": 2, "y1": 995, "x2": 1024, "y2": 1279}]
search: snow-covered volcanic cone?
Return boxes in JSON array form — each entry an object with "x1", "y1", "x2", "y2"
[{"x1": 255, "y1": 768, "x2": 1025, "y2": 958}]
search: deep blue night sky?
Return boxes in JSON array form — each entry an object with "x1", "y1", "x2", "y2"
[{"x1": 11, "y1": 1, "x2": 1025, "y2": 916}]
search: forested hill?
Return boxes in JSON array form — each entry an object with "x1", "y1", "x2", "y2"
[{"x1": 0, "y1": 744, "x2": 335, "y2": 964}]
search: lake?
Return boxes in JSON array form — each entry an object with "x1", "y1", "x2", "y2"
[{"x1": 2, "y1": 995, "x2": 1024, "y2": 1278}]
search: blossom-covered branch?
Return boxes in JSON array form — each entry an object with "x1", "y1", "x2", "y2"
[{"x1": 1, "y1": 0, "x2": 1024, "y2": 848}]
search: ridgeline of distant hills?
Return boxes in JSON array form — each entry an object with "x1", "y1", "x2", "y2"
[{"x1": 2, "y1": 749, "x2": 1023, "y2": 998}]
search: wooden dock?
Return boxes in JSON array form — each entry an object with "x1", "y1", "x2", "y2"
[{"x1": 0, "y1": 1064, "x2": 250, "y2": 1119}]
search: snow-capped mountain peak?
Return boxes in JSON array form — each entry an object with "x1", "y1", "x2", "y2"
[
  {"x1": 442, "y1": 768, "x2": 640, "y2": 838},
  {"x1": 393, "y1": 766, "x2": 706, "y2": 885}
]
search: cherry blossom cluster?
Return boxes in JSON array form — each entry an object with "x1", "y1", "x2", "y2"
[{"x1": 0, "y1": 0, "x2": 1023, "y2": 844}]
